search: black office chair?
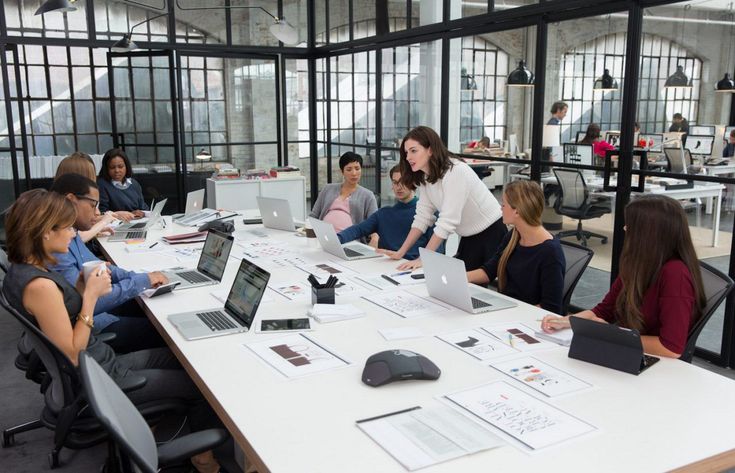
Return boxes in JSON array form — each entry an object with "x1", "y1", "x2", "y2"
[
  {"x1": 559, "y1": 241, "x2": 594, "y2": 315},
  {"x1": 679, "y1": 261, "x2": 734, "y2": 363},
  {"x1": 553, "y1": 169, "x2": 611, "y2": 247},
  {"x1": 79, "y1": 352, "x2": 228, "y2": 473}
]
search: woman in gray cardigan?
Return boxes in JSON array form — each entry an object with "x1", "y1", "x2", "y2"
[{"x1": 310, "y1": 152, "x2": 378, "y2": 243}]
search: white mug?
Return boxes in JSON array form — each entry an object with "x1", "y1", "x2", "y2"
[{"x1": 82, "y1": 261, "x2": 107, "y2": 281}]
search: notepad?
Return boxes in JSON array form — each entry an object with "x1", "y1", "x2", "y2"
[
  {"x1": 534, "y1": 328, "x2": 574, "y2": 347},
  {"x1": 308, "y1": 303, "x2": 365, "y2": 323}
]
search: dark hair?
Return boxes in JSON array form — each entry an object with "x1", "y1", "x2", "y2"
[
  {"x1": 389, "y1": 164, "x2": 416, "y2": 191},
  {"x1": 5, "y1": 189, "x2": 77, "y2": 266},
  {"x1": 99, "y1": 148, "x2": 132, "y2": 181},
  {"x1": 634, "y1": 121, "x2": 640, "y2": 130},
  {"x1": 478, "y1": 136, "x2": 491, "y2": 148},
  {"x1": 673, "y1": 113, "x2": 683, "y2": 120},
  {"x1": 730, "y1": 129, "x2": 735, "y2": 139},
  {"x1": 580, "y1": 123, "x2": 602, "y2": 145},
  {"x1": 338, "y1": 152, "x2": 363, "y2": 171},
  {"x1": 50, "y1": 173, "x2": 98, "y2": 196},
  {"x1": 399, "y1": 126, "x2": 454, "y2": 187},
  {"x1": 550, "y1": 101, "x2": 568, "y2": 114},
  {"x1": 616, "y1": 195, "x2": 706, "y2": 334}
]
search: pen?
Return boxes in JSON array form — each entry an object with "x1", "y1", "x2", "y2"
[
  {"x1": 149, "y1": 242, "x2": 158, "y2": 248},
  {"x1": 381, "y1": 274, "x2": 400, "y2": 285},
  {"x1": 391, "y1": 271, "x2": 412, "y2": 277},
  {"x1": 508, "y1": 333, "x2": 515, "y2": 348}
]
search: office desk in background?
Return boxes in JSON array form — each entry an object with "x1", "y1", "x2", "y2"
[{"x1": 99, "y1": 220, "x2": 735, "y2": 472}]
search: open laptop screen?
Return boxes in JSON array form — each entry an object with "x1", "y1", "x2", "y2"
[
  {"x1": 197, "y1": 229, "x2": 233, "y2": 280},
  {"x1": 225, "y1": 259, "x2": 271, "y2": 328}
]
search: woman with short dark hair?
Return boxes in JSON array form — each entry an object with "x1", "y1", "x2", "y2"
[{"x1": 97, "y1": 148, "x2": 147, "y2": 221}]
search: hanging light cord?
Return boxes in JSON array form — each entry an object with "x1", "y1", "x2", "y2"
[{"x1": 174, "y1": 0, "x2": 282, "y2": 22}]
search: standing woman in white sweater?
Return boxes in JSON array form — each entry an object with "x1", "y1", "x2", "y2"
[{"x1": 381, "y1": 126, "x2": 507, "y2": 271}]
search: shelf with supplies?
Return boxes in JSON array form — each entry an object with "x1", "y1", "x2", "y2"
[{"x1": 205, "y1": 175, "x2": 307, "y2": 221}]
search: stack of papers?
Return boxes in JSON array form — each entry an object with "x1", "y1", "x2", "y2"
[
  {"x1": 534, "y1": 328, "x2": 574, "y2": 346},
  {"x1": 308, "y1": 304, "x2": 365, "y2": 323},
  {"x1": 163, "y1": 231, "x2": 208, "y2": 245}
]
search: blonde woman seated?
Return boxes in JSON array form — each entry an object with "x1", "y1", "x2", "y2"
[
  {"x1": 55, "y1": 152, "x2": 117, "y2": 241},
  {"x1": 542, "y1": 195, "x2": 706, "y2": 358},
  {"x1": 467, "y1": 180, "x2": 566, "y2": 313}
]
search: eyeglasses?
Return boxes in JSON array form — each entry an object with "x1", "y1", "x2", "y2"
[
  {"x1": 391, "y1": 180, "x2": 405, "y2": 188},
  {"x1": 75, "y1": 194, "x2": 99, "y2": 209}
]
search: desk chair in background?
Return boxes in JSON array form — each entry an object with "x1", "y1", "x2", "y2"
[
  {"x1": 552, "y1": 169, "x2": 611, "y2": 247},
  {"x1": 559, "y1": 241, "x2": 594, "y2": 314},
  {"x1": 680, "y1": 261, "x2": 734, "y2": 363},
  {"x1": 79, "y1": 352, "x2": 228, "y2": 473}
]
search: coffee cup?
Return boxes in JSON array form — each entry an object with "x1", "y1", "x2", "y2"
[
  {"x1": 304, "y1": 223, "x2": 316, "y2": 239},
  {"x1": 83, "y1": 261, "x2": 107, "y2": 281}
]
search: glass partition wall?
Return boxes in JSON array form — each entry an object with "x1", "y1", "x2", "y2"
[{"x1": 1, "y1": 0, "x2": 734, "y2": 365}]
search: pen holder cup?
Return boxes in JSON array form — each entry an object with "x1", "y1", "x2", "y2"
[{"x1": 311, "y1": 286, "x2": 335, "y2": 305}]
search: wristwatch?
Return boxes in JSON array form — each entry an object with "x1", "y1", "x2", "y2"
[{"x1": 78, "y1": 312, "x2": 94, "y2": 329}]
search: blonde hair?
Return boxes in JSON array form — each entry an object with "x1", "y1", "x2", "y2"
[
  {"x1": 54, "y1": 152, "x2": 96, "y2": 181},
  {"x1": 5, "y1": 189, "x2": 77, "y2": 266},
  {"x1": 497, "y1": 180, "x2": 545, "y2": 291}
]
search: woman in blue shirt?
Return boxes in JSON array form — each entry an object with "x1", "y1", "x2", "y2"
[
  {"x1": 97, "y1": 148, "x2": 148, "y2": 220},
  {"x1": 467, "y1": 180, "x2": 566, "y2": 313}
]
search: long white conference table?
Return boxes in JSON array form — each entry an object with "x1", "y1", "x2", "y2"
[{"x1": 100, "y1": 216, "x2": 735, "y2": 473}]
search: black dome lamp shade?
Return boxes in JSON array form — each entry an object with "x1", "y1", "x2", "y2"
[
  {"x1": 715, "y1": 73, "x2": 735, "y2": 93},
  {"x1": 34, "y1": 0, "x2": 76, "y2": 15},
  {"x1": 664, "y1": 65, "x2": 692, "y2": 89},
  {"x1": 507, "y1": 60, "x2": 534, "y2": 87}
]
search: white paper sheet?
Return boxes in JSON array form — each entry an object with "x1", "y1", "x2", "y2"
[
  {"x1": 489, "y1": 356, "x2": 592, "y2": 397},
  {"x1": 355, "y1": 274, "x2": 401, "y2": 290},
  {"x1": 378, "y1": 327, "x2": 426, "y2": 341},
  {"x1": 443, "y1": 381, "x2": 596, "y2": 451},
  {"x1": 362, "y1": 291, "x2": 449, "y2": 318},
  {"x1": 436, "y1": 328, "x2": 518, "y2": 361},
  {"x1": 244, "y1": 333, "x2": 350, "y2": 379},
  {"x1": 481, "y1": 322, "x2": 556, "y2": 352}
]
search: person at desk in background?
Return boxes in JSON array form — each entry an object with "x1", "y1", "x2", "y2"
[
  {"x1": 547, "y1": 101, "x2": 568, "y2": 125},
  {"x1": 55, "y1": 152, "x2": 117, "y2": 243},
  {"x1": 463, "y1": 136, "x2": 491, "y2": 154},
  {"x1": 541, "y1": 195, "x2": 706, "y2": 358},
  {"x1": 467, "y1": 180, "x2": 565, "y2": 313},
  {"x1": 723, "y1": 129, "x2": 735, "y2": 158},
  {"x1": 338, "y1": 165, "x2": 442, "y2": 260},
  {"x1": 49, "y1": 174, "x2": 168, "y2": 353},
  {"x1": 309, "y1": 152, "x2": 378, "y2": 240},
  {"x1": 2, "y1": 190, "x2": 225, "y2": 473},
  {"x1": 97, "y1": 148, "x2": 148, "y2": 221},
  {"x1": 381, "y1": 126, "x2": 507, "y2": 271},
  {"x1": 580, "y1": 123, "x2": 615, "y2": 161},
  {"x1": 669, "y1": 113, "x2": 690, "y2": 134}
]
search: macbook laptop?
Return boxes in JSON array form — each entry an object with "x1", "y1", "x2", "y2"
[
  {"x1": 161, "y1": 229, "x2": 234, "y2": 289},
  {"x1": 257, "y1": 196, "x2": 302, "y2": 231},
  {"x1": 420, "y1": 247, "x2": 517, "y2": 314},
  {"x1": 308, "y1": 217, "x2": 381, "y2": 261},
  {"x1": 568, "y1": 316, "x2": 660, "y2": 375},
  {"x1": 108, "y1": 198, "x2": 168, "y2": 242},
  {"x1": 173, "y1": 189, "x2": 206, "y2": 222},
  {"x1": 168, "y1": 258, "x2": 271, "y2": 340}
]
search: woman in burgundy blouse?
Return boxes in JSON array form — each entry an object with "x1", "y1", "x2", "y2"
[{"x1": 541, "y1": 195, "x2": 706, "y2": 358}]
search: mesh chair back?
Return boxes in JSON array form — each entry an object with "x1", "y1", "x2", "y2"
[
  {"x1": 553, "y1": 169, "x2": 588, "y2": 210},
  {"x1": 559, "y1": 241, "x2": 594, "y2": 314},
  {"x1": 78, "y1": 352, "x2": 158, "y2": 473},
  {"x1": 680, "y1": 262, "x2": 734, "y2": 362}
]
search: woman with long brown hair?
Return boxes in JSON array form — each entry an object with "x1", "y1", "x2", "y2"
[
  {"x1": 381, "y1": 126, "x2": 506, "y2": 271},
  {"x1": 541, "y1": 195, "x2": 706, "y2": 358},
  {"x1": 467, "y1": 180, "x2": 565, "y2": 313}
]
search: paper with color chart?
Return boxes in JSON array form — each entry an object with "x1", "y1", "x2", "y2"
[
  {"x1": 442, "y1": 381, "x2": 596, "y2": 451},
  {"x1": 271, "y1": 281, "x2": 310, "y2": 300},
  {"x1": 436, "y1": 328, "x2": 518, "y2": 361},
  {"x1": 489, "y1": 356, "x2": 592, "y2": 397},
  {"x1": 362, "y1": 290, "x2": 449, "y2": 318},
  {"x1": 481, "y1": 322, "x2": 555, "y2": 352},
  {"x1": 356, "y1": 405, "x2": 504, "y2": 471},
  {"x1": 243, "y1": 333, "x2": 350, "y2": 379}
]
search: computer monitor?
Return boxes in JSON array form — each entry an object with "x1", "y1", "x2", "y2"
[
  {"x1": 604, "y1": 131, "x2": 621, "y2": 147},
  {"x1": 686, "y1": 135, "x2": 715, "y2": 156},
  {"x1": 690, "y1": 125, "x2": 715, "y2": 136},
  {"x1": 575, "y1": 131, "x2": 587, "y2": 144},
  {"x1": 563, "y1": 143, "x2": 593, "y2": 166},
  {"x1": 725, "y1": 126, "x2": 735, "y2": 142},
  {"x1": 638, "y1": 134, "x2": 663, "y2": 153}
]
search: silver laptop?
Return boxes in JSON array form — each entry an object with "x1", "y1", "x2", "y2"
[
  {"x1": 108, "y1": 198, "x2": 168, "y2": 242},
  {"x1": 308, "y1": 217, "x2": 381, "y2": 261},
  {"x1": 420, "y1": 247, "x2": 517, "y2": 314},
  {"x1": 257, "y1": 196, "x2": 300, "y2": 231},
  {"x1": 173, "y1": 189, "x2": 205, "y2": 222},
  {"x1": 161, "y1": 229, "x2": 234, "y2": 289},
  {"x1": 168, "y1": 259, "x2": 270, "y2": 340}
]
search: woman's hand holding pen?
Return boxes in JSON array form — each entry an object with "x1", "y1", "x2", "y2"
[{"x1": 540, "y1": 315, "x2": 570, "y2": 333}]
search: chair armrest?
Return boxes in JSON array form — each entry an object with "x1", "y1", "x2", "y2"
[
  {"x1": 116, "y1": 374, "x2": 147, "y2": 393},
  {"x1": 96, "y1": 332, "x2": 117, "y2": 343},
  {"x1": 157, "y1": 428, "x2": 229, "y2": 466}
]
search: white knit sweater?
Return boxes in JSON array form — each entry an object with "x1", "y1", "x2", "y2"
[{"x1": 411, "y1": 159, "x2": 502, "y2": 239}]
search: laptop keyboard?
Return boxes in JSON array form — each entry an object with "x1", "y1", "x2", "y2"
[
  {"x1": 178, "y1": 271, "x2": 211, "y2": 284},
  {"x1": 471, "y1": 297, "x2": 492, "y2": 309},
  {"x1": 124, "y1": 231, "x2": 146, "y2": 239},
  {"x1": 196, "y1": 311, "x2": 236, "y2": 331},
  {"x1": 343, "y1": 247, "x2": 365, "y2": 257},
  {"x1": 128, "y1": 222, "x2": 146, "y2": 229}
]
